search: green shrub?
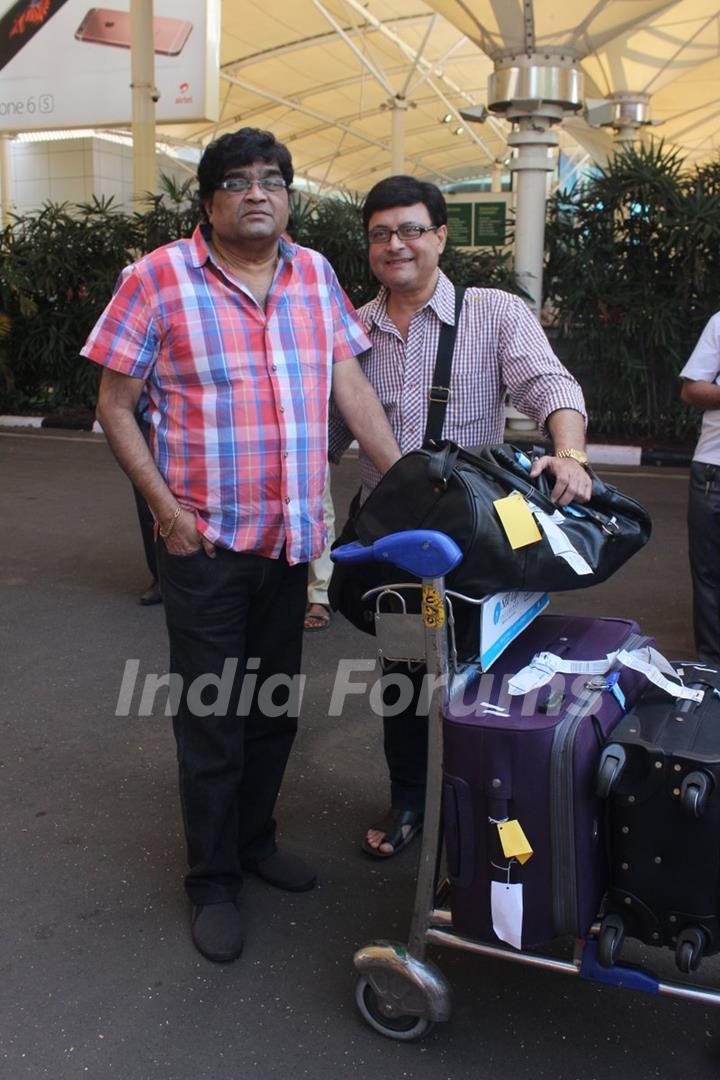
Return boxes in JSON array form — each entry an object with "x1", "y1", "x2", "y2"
[
  {"x1": 0, "y1": 177, "x2": 198, "y2": 414},
  {"x1": 544, "y1": 141, "x2": 720, "y2": 442},
  {"x1": 0, "y1": 178, "x2": 518, "y2": 414},
  {"x1": 291, "y1": 191, "x2": 523, "y2": 306}
]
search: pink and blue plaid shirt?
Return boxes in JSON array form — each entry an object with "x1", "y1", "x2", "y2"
[{"x1": 82, "y1": 226, "x2": 369, "y2": 563}]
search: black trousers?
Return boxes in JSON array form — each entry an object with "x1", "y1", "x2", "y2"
[
  {"x1": 688, "y1": 461, "x2": 720, "y2": 665},
  {"x1": 157, "y1": 543, "x2": 308, "y2": 905},
  {"x1": 382, "y1": 664, "x2": 428, "y2": 816}
]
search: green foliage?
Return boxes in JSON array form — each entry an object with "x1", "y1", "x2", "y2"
[
  {"x1": 544, "y1": 141, "x2": 720, "y2": 442},
  {"x1": 0, "y1": 176, "x2": 198, "y2": 414},
  {"x1": 0, "y1": 177, "x2": 517, "y2": 414},
  {"x1": 290, "y1": 192, "x2": 374, "y2": 306},
  {"x1": 290, "y1": 191, "x2": 523, "y2": 306}
]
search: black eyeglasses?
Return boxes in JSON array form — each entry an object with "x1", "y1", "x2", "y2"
[
  {"x1": 216, "y1": 176, "x2": 287, "y2": 194},
  {"x1": 367, "y1": 224, "x2": 440, "y2": 245}
]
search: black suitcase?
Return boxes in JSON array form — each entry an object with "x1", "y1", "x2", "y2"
[{"x1": 596, "y1": 661, "x2": 720, "y2": 973}]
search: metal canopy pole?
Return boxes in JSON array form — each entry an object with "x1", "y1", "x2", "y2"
[
  {"x1": 130, "y1": 0, "x2": 157, "y2": 204},
  {"x1": 391, "y1": 97, "x2": 408, "y2": 174},
  {"x1": 487, "y1": 52, "x2": 584, "y2": 314}
]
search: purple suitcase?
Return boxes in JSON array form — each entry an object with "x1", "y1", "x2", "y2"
[{"x1": 442, "y1": 614, "x2": 653, "y2": 948}]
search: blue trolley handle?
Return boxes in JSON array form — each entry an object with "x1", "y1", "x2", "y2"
[{"x1": 331, "y1": 529, "x2": 462, "y2": 580}]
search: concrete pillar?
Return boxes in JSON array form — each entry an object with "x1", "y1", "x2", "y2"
[
  {"x1": 0, "y1": 135, "x2": 13, "y2": 226},
  {"x1": 507, "y1": 114, "x2": 559, "y2": 314}
]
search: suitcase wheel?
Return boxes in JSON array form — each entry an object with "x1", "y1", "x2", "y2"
[
  {"x1": 596, "y1": 745, "x2": 626, "y2": 799},
  {"x1": 598, "y1": 914, "x2": 625, "y2": 968},
  {"x1": 675, "y1": 927, "x2": 706, "y2": 973},
  {"x1": 680, "y1": 770, "x2": 713, "y2": 818}
]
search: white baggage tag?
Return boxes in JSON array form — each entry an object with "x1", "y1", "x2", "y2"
[
  {"x1": 646, "y1": 647, "x2": 685, "y2": 679},
  {"x1": 616, "y1": 648, "x2": 705, "y2": 703},
  {"x1": 507, "y1": 651, "x2": 563, "y2": 695},
  {"x1": 508, "y1": 650, "x2": 614, "y2": 696},
  {"x1": 530, "y1": 506, "x2": 594, "y2": 577},
  {"x1": 491, "y1": 880, "x2": 524, "y2": 950}
]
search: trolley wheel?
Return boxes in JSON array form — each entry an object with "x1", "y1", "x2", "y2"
[
  {"x1": 596, "y1": 745, "x2": 626, "y2": 799},
  {"x1": 354, "y1": 976, "x2": 433, "y2": 1042},
  {"x1": 680, "y1": 771, "x2": 712, "y2": 818},
  {"x1": 676, "y1": 927, "x2": 706, "y2": 973},
  {"x1": 597, "y1": 915, "x2": 625, "y2": 968}
]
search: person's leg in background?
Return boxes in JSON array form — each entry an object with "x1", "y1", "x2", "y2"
[
  {"x1": 305, "y1": 472, "x2": 335, "y2": 631},
  {"x1": 132, "y1": 483, "x2": 161, "y2": 605},
  {"x1": 132, "y1": 405, "x2": 162, "y2": 606},
  {"x1": 363, "y1": 664, "x2": 426, "y2": 858},
  {"x1": 688, "y1": 461, "x2": 720, "y2": 664}
]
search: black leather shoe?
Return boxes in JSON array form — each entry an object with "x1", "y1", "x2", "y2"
[
  {"x1": 244, "y1": 851, "x2": 317, "y2": 892},
  {"x1": 191, "y1": 901, "x2": 244, "y2": 962},
  {"x1": 139, "y1": 580, "x2": 162, "y2": 606}
]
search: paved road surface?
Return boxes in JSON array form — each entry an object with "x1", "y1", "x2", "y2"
[{"x1": 1, "y1": 428, "x2": 715, "y2": 1080}]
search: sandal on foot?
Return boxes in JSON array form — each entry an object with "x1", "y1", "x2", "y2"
[
  {"x1": 304, "y1": 603, "x2": 331, "y2": 632},
  {"x1": 361, "y1": 808, "x2": 423, "y2": 859}
]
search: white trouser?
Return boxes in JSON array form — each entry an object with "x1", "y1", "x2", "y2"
[{"x1": 307, "y1": 473, "x2": 336, "y2": 606}]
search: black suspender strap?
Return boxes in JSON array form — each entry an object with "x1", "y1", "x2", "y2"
[{"x1": 423, "y1": 285, "x2": 466, "y2": 446}]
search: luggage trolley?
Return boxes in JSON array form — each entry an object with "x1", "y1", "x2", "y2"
[{"x1": 331, "y1": 528, "x2": 720, "y2": 1041}]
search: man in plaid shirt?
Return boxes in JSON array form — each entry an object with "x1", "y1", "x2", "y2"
[
  {"x1": 330, "y1": 175, "x2": 590, "y2": 860},
  {"x1": 82, "y1": 129, "x2": 400, "y2": 962}
]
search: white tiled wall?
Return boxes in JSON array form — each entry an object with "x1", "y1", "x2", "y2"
[{"x1": 7, "y1": 137, "x2": 192, "y2": 215}]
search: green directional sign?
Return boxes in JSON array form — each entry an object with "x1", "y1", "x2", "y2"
[
  {"x1": 446, "y1": 202, "x2": 473, "y2": 247},
  {"x1": 474, "y1": 202, "x2": 506, "y2": 246}
]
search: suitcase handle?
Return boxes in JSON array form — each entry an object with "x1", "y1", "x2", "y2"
[{"x1": 442, "y1": 775, "x2": 476, "y2": 889}]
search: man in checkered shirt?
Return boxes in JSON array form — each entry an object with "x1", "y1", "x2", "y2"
[
  {"x1": 83, "y1": 130, "x2": 401, "y2": 962},
  {"x1": 329, "y1": 175, "x2": 590, "y2": 860}
]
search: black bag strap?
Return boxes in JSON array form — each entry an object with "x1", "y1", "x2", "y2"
[{"x1": 424, "y1": 285, "x2": 466, "y2": 445}]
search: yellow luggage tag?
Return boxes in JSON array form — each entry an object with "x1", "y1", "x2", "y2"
[
  {"x1": 497, "y1": 819, "x2": 533, "y2": 865},
  {"x1": 493, "y1": 491, "x2": 543, "y2": 549}
]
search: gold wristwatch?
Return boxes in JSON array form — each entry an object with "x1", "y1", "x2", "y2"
[{"x1": 556, "y1": 447, "x2": 590, "y2": 468}]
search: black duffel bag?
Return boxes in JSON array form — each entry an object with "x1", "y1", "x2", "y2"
[{"x1": 329, "y1": 440, "x2": 652, "y2": 635}]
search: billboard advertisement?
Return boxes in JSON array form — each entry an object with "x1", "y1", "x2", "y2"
[{"x1": 0, "y1": 0, "x2": 219, "y2": 130}]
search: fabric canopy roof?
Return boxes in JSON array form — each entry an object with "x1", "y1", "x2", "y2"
[{"x1": 158, "y1": 0, "x2": 720, "y2": 191}]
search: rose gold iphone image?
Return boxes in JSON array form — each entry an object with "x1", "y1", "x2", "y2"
[{"x1": 74, "y1": 7, "x2": 192, "y2": 56}]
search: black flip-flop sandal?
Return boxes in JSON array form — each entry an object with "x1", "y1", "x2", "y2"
[
  {"x1": 304, "y1": 603, "x2": 332, "y2": 632},
  {"x1": 361, "y1": 808, "x2": 423, "y2": 859}
]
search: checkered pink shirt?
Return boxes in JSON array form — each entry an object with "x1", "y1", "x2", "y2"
[
  {"x1": 329, "y1": 270, "x2": 586, "y2": 494},
  {"x1": 83, "y1": 226, "x2": 369, "y2": 563}
]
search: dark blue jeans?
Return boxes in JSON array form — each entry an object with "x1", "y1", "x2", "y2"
[
  {"x1": 157, "y1": 543, "x2": 308, "y2": 905},
  {"x1": 688, "y1": 461, "x2": 720, "y2": 665}
]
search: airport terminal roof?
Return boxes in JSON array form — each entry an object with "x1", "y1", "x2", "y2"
[{"x1": 156, "y1": 0, "x2": 720, "y2": 193}]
